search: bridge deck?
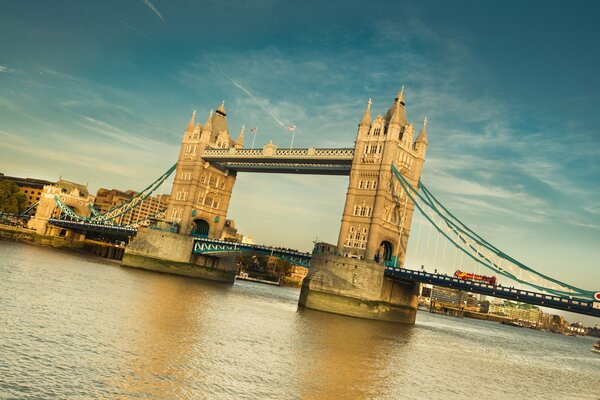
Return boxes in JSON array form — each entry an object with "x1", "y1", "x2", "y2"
[
  {"x1": 201, "y1": 148, "x2": 354, "y2": 175},
  {"x1": 192, "y1": 238, "x2": 312, "y2": 268},
  {"x1": 385, "y1": 267, "x2": 600, "y2": 317},
  {"x1": 48, "y1": 219, "x2": 137, "y2": 236}
]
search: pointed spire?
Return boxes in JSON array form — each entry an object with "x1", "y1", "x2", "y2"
[
  {"x1": 359, "y1": 98, "x2": 372, "y2": 126},
  {"x1": 185, "y1": 110, "x2": 196, "y2": 131},
  {"x1": 416, "y1": 116, "x2": 428, "y2": 145},
  {"x1": 216, "y1": 100, "x2": 226, "y2": 115},
  {"x1": 385, "y1": 86, "x2": 406, "y2": 122},
  {"x1": 389, "y1": 100, "x2": 402, "y2": 126},
  {"x1": 204, "y1": 109, "x2": 214, "y2": 131},
  {"x1": 236, "y1": 124, "x2": 245, "y2": 146},
  {"x1": 396, "y1": 86, "x2": 405, "y2": 104}
]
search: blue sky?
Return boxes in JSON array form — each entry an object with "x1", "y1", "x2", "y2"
[{"x1": 1, "y1": 1, "x2": 599, "y2": 316}]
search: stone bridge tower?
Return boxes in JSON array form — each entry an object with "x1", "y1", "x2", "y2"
[
  {"x1": 123, "y1": 102, "x2": 244, "y2": 283},
  {"x1": 337, "y1": 89, "x2": 427, "y2": 266},
  {"x1": 166, "y1": 102, "x2": 243, "y2": 238},
  {"x1": 300, "y1": 89, "x2": 428, "y2": 324}
]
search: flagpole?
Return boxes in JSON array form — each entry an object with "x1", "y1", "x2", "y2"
[
  {"x1": 290, "y1": 130, "x2": 296, "y2": 149},
  {"x1": 251, "y1": 128, "x2": 257, "y2": 150},
  {"x1": 288, "y1": 125, "x2": 296, "y2": 149}
]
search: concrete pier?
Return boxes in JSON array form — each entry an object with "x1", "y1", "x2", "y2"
[
  {"x1": 299, "y1": 252, "x2": 420, "y2": 324},
  {"x1": 121, "y1": 228, "x2": 237, "y2": 283}
]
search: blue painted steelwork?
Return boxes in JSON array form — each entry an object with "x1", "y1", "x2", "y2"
[
  {"x1": 53, "y1": 195, "x2": 87, "y2": 221},
  {"x1": 384, "y1": 267, "x2": 600, "y2": 318},
  {"x1": 391, "y1": 165, "x2": 597, "y2": 300},
  {"x1": 192, "y1": 238, "x2": 311, "y2": 268},
  {"x1": 20, "y1": 201, "x2": 39, "y2": 216},
  {"x1": 91, "y1": 163, "x2": 176, "y2": 223}
]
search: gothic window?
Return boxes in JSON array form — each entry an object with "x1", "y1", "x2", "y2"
[
  {"x1": 365, "y1": 181, "x2": 370, "y2": 189},
  {"x1": 209, "y1": 176, "x2": 217, "y2": 188},
  {"x1": 200, "y1": 174, "x2": 207, "y2": 184},
  {"x1": 358, "y1": 180, "x2": 364, "y2": 189},
  {"x1": 374, "y1": 126, "x2": 381, "y2": 136}
]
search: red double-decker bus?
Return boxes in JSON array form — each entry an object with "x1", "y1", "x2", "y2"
[{"x1": 454, "y1": 270, "x2": 497, "y2": 285}]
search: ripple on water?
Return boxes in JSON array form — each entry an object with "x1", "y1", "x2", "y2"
[{"x1": 1, "y1": 241, "x2": 599, "y2": 399}]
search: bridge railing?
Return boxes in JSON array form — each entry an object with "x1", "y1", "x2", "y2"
[
  {"x1": 385, "y1": 267, "x2": 599, "y2": 316},
  {"x1": 202, "y1": 147, "x2": 354, "y2": 159}
]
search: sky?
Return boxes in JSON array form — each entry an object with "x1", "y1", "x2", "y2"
[{"x1": 0, "y1": 1, "x2": 599, "y2": 321}]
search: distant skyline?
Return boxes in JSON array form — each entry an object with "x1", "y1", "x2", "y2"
[{"x1": 1, "y1": 1, "x2": 599, "y2": 321}]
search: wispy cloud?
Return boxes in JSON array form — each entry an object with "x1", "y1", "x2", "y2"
[
  {"x1": 0, "y1": 65, "x2": 8, "y2": 73},
  {"x1": 120, "y1": 20, "x2": 153, "y2": 41},
  {"x1": 230, "y1": 79, "x2": 292, "y2": 129},
  {"x1": 141, "y1": 0, "x2": 165, "y2": 22}
]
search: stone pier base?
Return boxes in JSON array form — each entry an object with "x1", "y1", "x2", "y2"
[
  {"x1": 299, "y1": 253, "x2": 420, "y2": 324},
  {"x1": 121, "y1": 228, "x2": 237, "y2": 284}
]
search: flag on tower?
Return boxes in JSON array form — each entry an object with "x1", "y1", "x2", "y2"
[
  {"x1": 287, "y1": 125, "x2": 296, "y2": 132},
  {"x1": 250, "y1": 127, "x2": 257, "y2": 133}
]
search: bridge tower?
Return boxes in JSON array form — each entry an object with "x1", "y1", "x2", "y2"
[
  {"x1": 166, "y1": 102, "x2": 241, "y2": 239},
  {"x1": 122, "y1": 102, "x2": 244, "y2": 283},
  {"x1": 299, "y1": 89, "x2": 428, "y2": 324},
  {"x1": 337, "y1": 89, "x2": 427, "y2": 265}
]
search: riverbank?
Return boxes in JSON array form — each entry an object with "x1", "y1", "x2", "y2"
[{"x1": 0, "y1": 224, "x2": 125, "y2": 260}]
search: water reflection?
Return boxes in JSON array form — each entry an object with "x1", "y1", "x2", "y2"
[
  {"x1": 1, "y1": 242, "x2": 599, "y2": 400},
  {"x1": 294, "y1": 308, "x2": 416, "y2": 399},
  {"x1": 108, "y1": 271, "x2": 228, "y2": 398}
]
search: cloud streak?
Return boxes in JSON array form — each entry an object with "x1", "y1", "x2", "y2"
[
  {"x1": 120, "y1": 20, "x2": 153, "y2": 41},
  {"x1": 141, "y1": 0, "x2": 165, "y2": 22},
  {"x1": 230, "y1": 78, "x2": 291, "y2": 129}
]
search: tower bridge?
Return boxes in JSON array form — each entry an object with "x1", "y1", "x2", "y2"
[{"x1": 29, "y1": 89, "x2": 598, "y2": 323}]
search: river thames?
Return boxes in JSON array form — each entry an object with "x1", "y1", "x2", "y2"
[{"x1": 1, "y1": 241, "x2": 599, "y2": 399}]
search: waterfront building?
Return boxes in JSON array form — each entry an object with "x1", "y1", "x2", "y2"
[
  {"x1": 487, "y1": 302, "x2": 543, "y2": 326},
  {"x1": 0, "y1": 173, "x2": 55, "y2": 210},
  {"x1": 93, "y1": 188, "x2": 170, "y2": 225},
  {"x1": 28, "y1": 179, "x2": 94, "y2": 237}
]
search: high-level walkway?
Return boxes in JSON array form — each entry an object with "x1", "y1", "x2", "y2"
[{"x1": 201, "y1": 147, "x2": 354, "y2": 175}]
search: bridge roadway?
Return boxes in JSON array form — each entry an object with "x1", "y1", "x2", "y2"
[
  {"x1": 48, "y1": 219, "x2": 137, "y2": 236},
  {"x1": 38, "y1": 223, "x2": 600, "y2": 317},
  {"x1": 200, "y1": 147, "x2": 354, "y2": 175},
  {"x1": 385, "y1": 267, "x2": 600, "y2": 318},
  {"x1": 192, "y1": 238, "x2": 312, "y2": 268}
]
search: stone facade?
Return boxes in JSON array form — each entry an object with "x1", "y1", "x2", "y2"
[
  {"x1": 122, "y1": 228, "x2": 238, "y2": 283},
  {"x1": 337, "y1": 89, "x2": 427, "y2": 266},
  {"x1": 300, "y1": 89, "x2": 428, "y2": 324},
  {"x1": 27, "y1": 179, "x2": 94, "y2": 238},
  {"x1": 166, "y1": 104, "x2": 244, "y2": 239}
]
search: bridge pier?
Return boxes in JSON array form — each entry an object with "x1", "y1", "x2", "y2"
[
  {"x1": 122, "y1": 228, "x2": 237, "y2": 283},
  {"x1": 299, "y1": 251, "x2": 420, "y2": 324}
]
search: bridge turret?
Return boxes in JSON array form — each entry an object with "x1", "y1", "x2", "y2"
[
  {"x1": 234, "y1": 125, "x2": 245, "y2": 149},
  {"x1": 200, "y1": 110, "x2": 213, "y2": 143},
  {"x1": 414, "y1": 116, "x2": 428, "y2": 157},
  {"x1": 358, "y1": 98, "x2": 372, "y2": 129},
  {"x1": 185, "y1": 110, "x2": 196, "y2": 132}
]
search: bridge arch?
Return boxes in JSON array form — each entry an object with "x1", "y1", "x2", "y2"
[
  {"x1": 378, "y1": 240, "x2": 395, "y2": 264},
  {"x1": 191, "y1": 218, "x2": 210, "y2": 238}
]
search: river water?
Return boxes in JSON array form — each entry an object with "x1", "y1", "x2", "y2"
[{"x1": 1, "y1": 241, "x2": 599, "y2": 400}]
